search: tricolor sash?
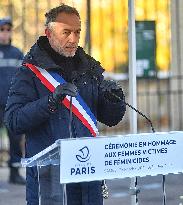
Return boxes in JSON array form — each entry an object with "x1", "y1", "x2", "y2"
[{"x1": 24, "y1": 63, "x2": 98, "y2": 137}]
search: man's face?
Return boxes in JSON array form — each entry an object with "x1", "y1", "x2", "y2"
[
  {"x1": 0, "y1": 24, "x2": 12, "y2": 45},
  {"x1": 46, "y1": 12, "x2": 81, "y2": 57}
]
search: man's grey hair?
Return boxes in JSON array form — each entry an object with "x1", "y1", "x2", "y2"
[{"x1": 45, "y1": 4, "x2": 80, "y2": 28}]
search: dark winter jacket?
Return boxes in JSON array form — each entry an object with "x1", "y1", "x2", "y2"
[
  {"x1": 0, "y1": 44, "x2": 23, "y2": 123},
  {"x1": 5, "y1": 36, "x2": 126, "y2": 157},
  {"x1": 4, "y1": 36, "x2": 126, "y2": 205}
]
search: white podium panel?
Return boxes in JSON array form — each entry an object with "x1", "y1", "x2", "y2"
[{"x1": 59, "y1": 131, "x2": 183, "y2": 183}]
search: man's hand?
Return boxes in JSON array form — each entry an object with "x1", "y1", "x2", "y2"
[
  {"x1": 48, "y1": 83, "x2": 78, "y2": 112},
  {"x1": 100, "y1": 80, "x2": 124, "y2": 103},
  {"x1": 53, "y1": 83, "x2": 78, "y2": 102}
]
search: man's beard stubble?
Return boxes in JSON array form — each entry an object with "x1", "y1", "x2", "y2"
[{"x1": 49, "y1": 37, "x2": 77, "y2": 57}]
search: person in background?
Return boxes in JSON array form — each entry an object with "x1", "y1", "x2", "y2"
[
  {"x1": 5, "y1": 4, "x2": 126, "y2": 205},
  {"x1": 0, "y1": 17, "x2": 25, "y2": 185}
]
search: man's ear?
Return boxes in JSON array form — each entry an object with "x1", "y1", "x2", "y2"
[{"x1": 45, "y1": 28, "x2": 51, "y2": 38}]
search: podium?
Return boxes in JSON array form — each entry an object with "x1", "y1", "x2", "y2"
[{"x1": 22, "y1": 131, "x2": 183, "y2": 204}]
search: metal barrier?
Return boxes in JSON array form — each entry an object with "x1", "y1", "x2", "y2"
[{"x1": 101, "y1": 74, "x2": 183, "y2": 134}]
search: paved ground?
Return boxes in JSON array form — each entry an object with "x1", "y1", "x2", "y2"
[
  {"x1": 1, "y1": 166, "x2": 183, "y2": 205},
  {"x1": 0, "y1": 167, "x2": 26, "y2": 205}
]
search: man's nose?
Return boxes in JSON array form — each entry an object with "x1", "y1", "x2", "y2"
[{"x1": 69, "y1": 32, "x2": 78, "y2": 43}]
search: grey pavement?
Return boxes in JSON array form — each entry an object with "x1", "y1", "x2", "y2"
[
  {"x1": 1, "y1": 166, "x2": 183, "y2": 205},
  {"x1": 0, "y1": 167, "x2": 26, "y2": 205}
]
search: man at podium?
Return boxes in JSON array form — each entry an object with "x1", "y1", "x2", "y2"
[{"x1": 4, "y1": 4, "x2": 126, "y2": 205}]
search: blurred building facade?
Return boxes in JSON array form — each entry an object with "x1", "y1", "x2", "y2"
[
  {"x1": 0, "y1": 0, "x2": 171, "y2": 73},
  {"x1": 0, "y1": 0, "x2": 182, "y2": 136}
]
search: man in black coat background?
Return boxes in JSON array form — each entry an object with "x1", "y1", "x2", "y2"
[{"x1": 0, "y1": 17, "x2": 25, "y2": 185}]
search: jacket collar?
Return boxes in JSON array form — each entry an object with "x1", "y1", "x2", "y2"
[
  {"x1": 23, "y1": 36, "x2": 61, "y2": 70},
  {"x1": 23, "y1": 36, "x2": 104, "y2": 82}
]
